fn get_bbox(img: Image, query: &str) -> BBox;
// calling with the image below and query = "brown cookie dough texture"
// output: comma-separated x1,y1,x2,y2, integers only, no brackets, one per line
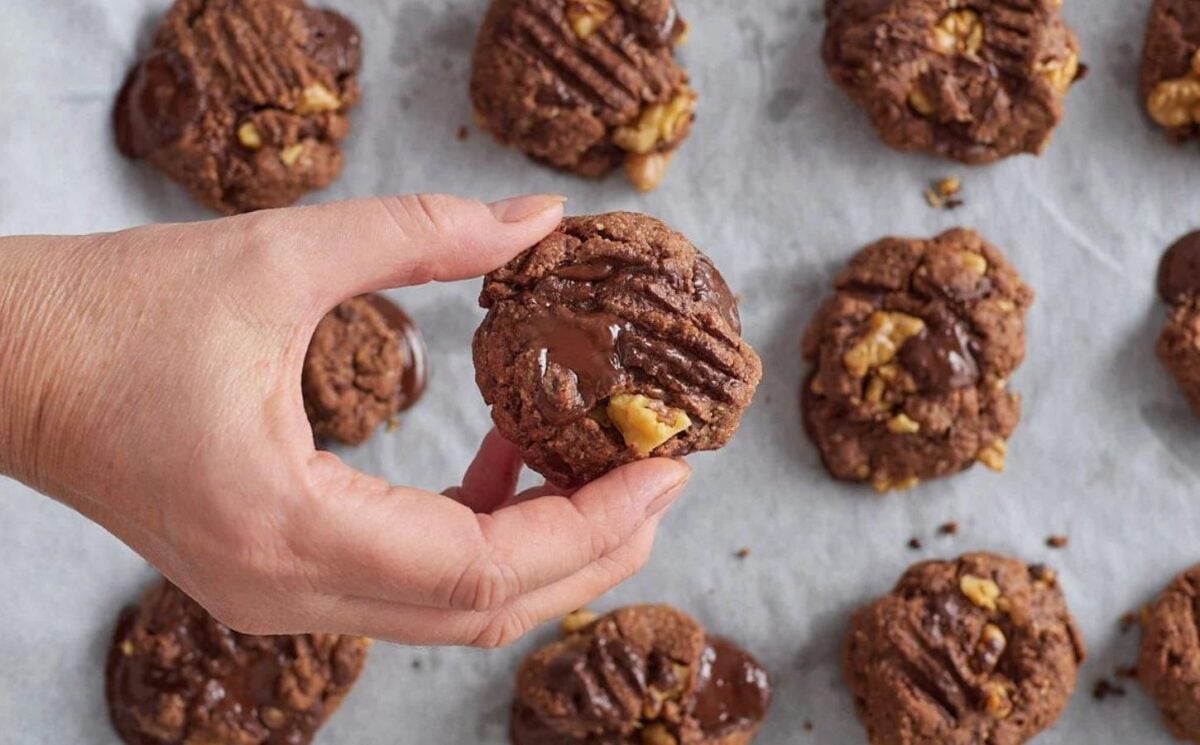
1139,564,1200,743
844,553,1085,745
512,606,771,745
1157,232,1200,417
303,294,428,446
114,0,362,214
470,0,694,192
802,229,1033,493
473,213,762,488
1141,0,1200,140
106,579,369,745
823,0,1082,163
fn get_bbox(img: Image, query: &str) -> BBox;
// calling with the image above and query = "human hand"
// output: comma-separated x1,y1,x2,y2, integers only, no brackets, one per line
0,194,691,645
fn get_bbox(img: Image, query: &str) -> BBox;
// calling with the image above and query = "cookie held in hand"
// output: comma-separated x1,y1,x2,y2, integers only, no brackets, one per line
473,212,762,488
844,553,1085,745
823,0,1082,163
106,579,369,745
802,228,1033,493
303,294,427,446
114,0,362,213
1156,231,1200,417
512,606,771,744
470,0,695,192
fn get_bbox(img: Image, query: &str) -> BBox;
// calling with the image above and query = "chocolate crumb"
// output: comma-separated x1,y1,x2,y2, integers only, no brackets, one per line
907,538,922,550
1115,665,1138,680
937,521,958,536
1093,679,1127,701
456,125,469,141
1119,611,1139,633
803,720,814,731
735,548,750,559
1046,534,1069,549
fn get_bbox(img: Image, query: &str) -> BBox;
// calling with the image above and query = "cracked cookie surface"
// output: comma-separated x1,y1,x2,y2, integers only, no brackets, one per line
114,0,362,213
303,294,427,446
823,0,1082,163
473,212,762,488
844,553,1085,745
1157,232,1200,418
802,228,1033,493
512,605,771,745
1139,564,1200,743
106,579,368,745
469,0,694,191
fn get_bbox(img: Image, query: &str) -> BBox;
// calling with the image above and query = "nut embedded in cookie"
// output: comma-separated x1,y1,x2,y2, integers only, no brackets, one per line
113,0,363,214
844,552,1085,745
473,212,762,488
802,228,1034,493
106,579,369,745
303,294,428,446
823,0,1083,163
511,605,771,745
469,0,695,191
1140,0,1200,140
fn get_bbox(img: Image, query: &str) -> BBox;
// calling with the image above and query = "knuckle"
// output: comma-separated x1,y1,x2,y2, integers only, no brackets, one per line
469,609,534,649
447,552,520,613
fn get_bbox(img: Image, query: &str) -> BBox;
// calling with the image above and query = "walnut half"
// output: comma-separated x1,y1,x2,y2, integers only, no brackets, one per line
607,394,692,455
1148,51,1200,128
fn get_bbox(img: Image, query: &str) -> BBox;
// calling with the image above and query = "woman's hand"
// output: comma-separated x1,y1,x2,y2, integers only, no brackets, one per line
0,194,690,646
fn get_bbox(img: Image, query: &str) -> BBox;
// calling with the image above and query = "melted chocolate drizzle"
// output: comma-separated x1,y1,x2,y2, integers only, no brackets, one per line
691,638,771,736
364,294,428,411
113,49,202,158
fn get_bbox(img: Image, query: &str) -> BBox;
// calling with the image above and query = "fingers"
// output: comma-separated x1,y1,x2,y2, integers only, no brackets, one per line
444,429,525,513
314,514,662,646
304,453,689,612
260,193,565,305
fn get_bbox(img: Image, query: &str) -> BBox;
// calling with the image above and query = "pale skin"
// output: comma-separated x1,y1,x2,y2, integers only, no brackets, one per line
0,193,690,646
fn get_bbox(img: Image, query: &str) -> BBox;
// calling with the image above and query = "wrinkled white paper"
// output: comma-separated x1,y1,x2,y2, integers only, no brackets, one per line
1,0,1196,742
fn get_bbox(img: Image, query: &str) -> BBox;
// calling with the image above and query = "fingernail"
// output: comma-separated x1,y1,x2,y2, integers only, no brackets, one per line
644,465,691,516
488,194,567,223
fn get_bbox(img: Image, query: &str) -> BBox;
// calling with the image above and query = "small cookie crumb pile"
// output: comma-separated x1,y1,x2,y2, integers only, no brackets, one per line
113,0,362,213
823,0,1082,163
844,553,1085,745
1156,231,1200,416
106,579,369,745
470,0,695,191
802,229,1034,493
474,212,761,488
1139,564,1200,741
303,294,427,446
512,605,771,745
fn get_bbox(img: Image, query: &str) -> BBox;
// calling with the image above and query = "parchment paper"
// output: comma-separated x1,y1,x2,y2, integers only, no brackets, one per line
2,0,1197,742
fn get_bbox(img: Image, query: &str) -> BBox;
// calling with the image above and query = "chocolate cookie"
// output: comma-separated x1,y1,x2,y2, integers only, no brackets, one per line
106,579,369,745
1141,0,1200,140
1156,232,1200,417
114,0,362,214
473,212,762,488
823,0,1082,163
303,294,427,446
844,553,1085,745
469,0,694,192
512,606,771,745
802,228,1033,493
1139,564,1200,742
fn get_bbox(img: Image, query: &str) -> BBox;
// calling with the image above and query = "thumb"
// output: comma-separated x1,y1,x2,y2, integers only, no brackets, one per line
261,193,565,305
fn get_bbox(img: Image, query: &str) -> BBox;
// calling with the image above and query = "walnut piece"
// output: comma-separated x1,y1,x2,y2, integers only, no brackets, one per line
607,394,692,455
237,122,263,150
296,83,341,115
1037,51,1080,94
871,474,919,494
932,9,983,57
976,439,1007,472
1148,51,1200,128
560,609,599,635
641,723,678,745
908,88,935,116
625,152,672,193
280,143,306,167
843,311,926,378
887,413,921,434
960,574,1001,612
959,250,988,276
983,682,1013,719
613,90,697,155
566,0,615,41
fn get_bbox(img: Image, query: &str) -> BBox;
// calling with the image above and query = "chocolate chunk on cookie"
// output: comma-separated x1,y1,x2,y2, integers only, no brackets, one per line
303,294,427,446
114,0,362,214
1141,0,1200,140
1157,232,1200,416
802,229,1033,493
823,0,1082,163
470,0,694,192
512,606,771,745
106,579,368,745
1139,564,1200,742
845,553,1085,745
473,212,762,488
